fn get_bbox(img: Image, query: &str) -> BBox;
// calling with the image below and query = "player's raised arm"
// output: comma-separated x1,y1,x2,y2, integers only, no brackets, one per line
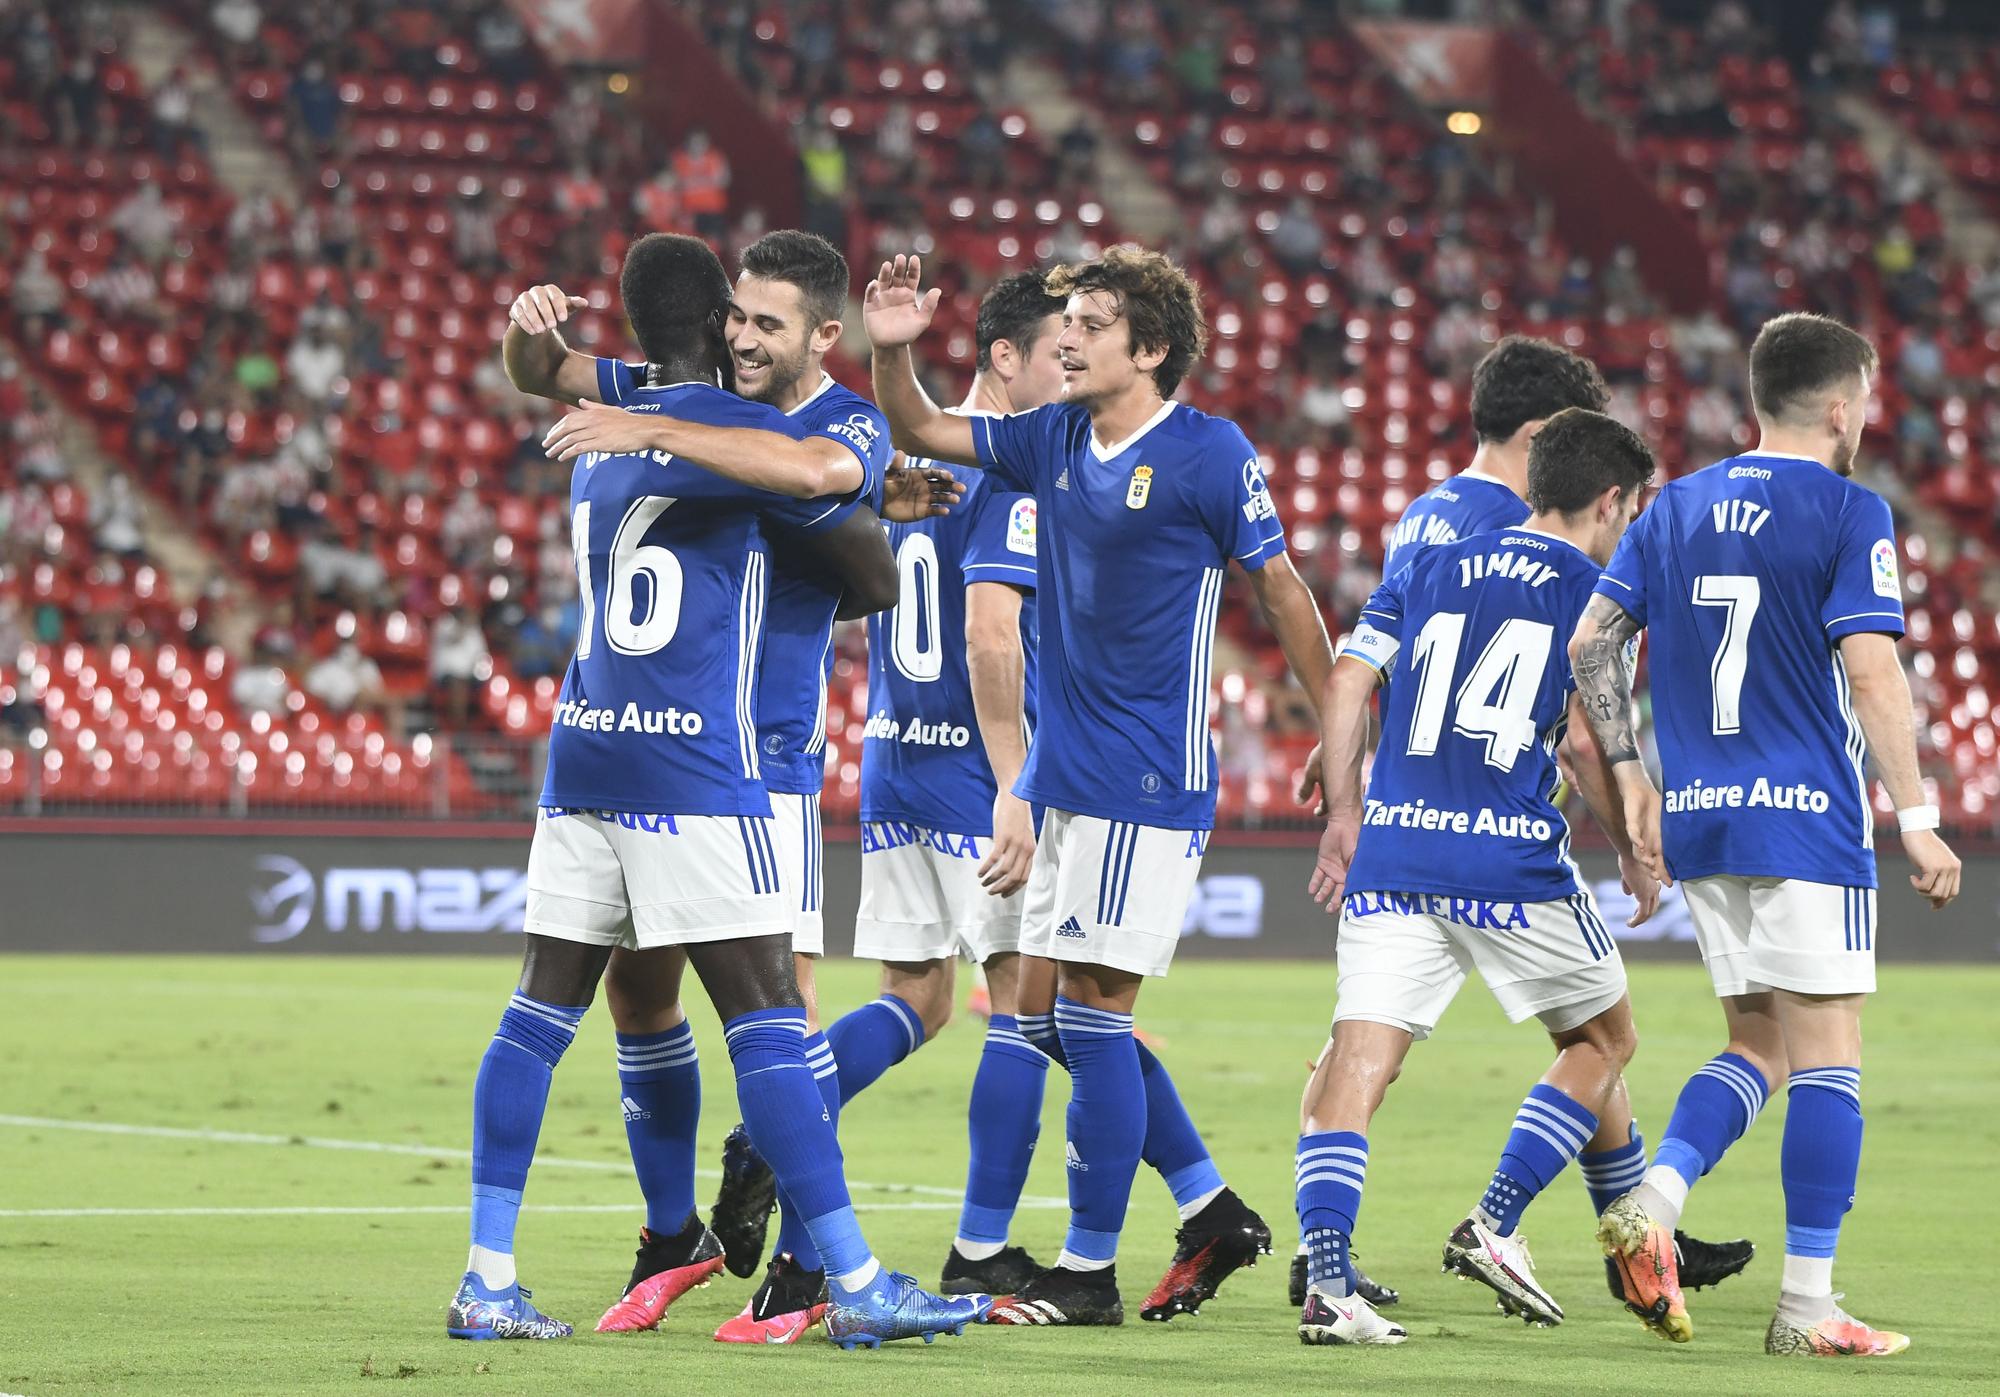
1569,593,1667,884
543,400,865,499
1837,631,1962,908
502,283,604,405
865,255,980,467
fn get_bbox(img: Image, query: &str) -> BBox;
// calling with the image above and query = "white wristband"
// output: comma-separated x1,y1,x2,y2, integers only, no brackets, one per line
1897,805,1940,833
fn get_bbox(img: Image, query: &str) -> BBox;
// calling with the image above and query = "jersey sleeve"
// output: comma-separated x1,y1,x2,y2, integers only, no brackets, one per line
813,401,894,501
594,357,645,405
1593,505,1652,626
969,406,1060,493
960,481,1038,591
1201,425,1287,571
1338,572,1405,677
1822,489,1906,641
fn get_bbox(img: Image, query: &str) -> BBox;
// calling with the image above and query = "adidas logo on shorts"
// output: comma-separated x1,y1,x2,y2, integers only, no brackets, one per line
1056,916,1086,939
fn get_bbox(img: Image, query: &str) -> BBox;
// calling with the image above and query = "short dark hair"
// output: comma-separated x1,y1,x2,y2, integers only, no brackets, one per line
1046,245,1208,396
1525,407,1655,515
1748,312,1877,423
976,270,1066,371
738,228,850,329
1469,336,1610,443
619,233,732,364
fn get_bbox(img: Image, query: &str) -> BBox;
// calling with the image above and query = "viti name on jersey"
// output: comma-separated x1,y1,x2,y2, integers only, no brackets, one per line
553,699,704,735
1712,499,1773,535
1362,797,1555,841
1663,775,1833,814
860,711,972,747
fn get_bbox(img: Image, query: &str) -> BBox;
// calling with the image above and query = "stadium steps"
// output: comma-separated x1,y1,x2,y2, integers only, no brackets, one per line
999,56,1183,243
121,5,304,208
1836,90,2000,265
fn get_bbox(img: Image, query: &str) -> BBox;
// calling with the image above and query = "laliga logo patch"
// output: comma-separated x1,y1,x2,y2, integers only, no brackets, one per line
1007,497,1037,555
1870,538,1900,598
1126,464,1153,510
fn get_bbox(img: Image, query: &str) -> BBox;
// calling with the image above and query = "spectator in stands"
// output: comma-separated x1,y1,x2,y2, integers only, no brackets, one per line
673,128,731,238
210,0,262,57
90,248,167,326
452,188,500,273
11,248,65,342
1298,366,1351,438
429,603,488,727
512,599,575,681
289,58,340,157
285,324,345,405
151,66,199,156
553,160,607,221
109,183,180,266
51,52,102,149
1197,189,1247,261
0,597,27,672
234,329,281,406
1269,195,1324,275
633,165,683,233
440,486,494,568
233,646,294,718
15,387,66,485
320,185,360,267
226,188,284,255
306,639,386,720
1264,34,1311,118
1055,115,1099,189
474,7,532,83
800,123,848,245
1900,322,1947,399
91,471,147,561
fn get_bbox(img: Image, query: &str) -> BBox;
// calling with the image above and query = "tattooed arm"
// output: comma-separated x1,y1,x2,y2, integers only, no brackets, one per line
1568,593,1670,884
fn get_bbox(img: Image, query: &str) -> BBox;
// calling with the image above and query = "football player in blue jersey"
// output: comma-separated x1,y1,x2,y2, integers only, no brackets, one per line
866,248,1340,1327
458,232,983,1349
1296,408,1657,1345
1294,337,1751,1312
1570,313,1960,1357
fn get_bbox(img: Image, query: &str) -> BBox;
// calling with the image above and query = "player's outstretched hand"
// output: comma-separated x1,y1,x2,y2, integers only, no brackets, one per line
1617,849,1660,928
1902,827,1961,909
1307,812,1358,913
511,284,586,336
979,792,1035,897
1295,740,1326,817
543,400,658,462
862,254,942,349
880,455,966,521
1616,772,1671,888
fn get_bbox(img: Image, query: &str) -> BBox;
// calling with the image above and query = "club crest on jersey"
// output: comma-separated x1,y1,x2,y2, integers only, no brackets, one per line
1126,464,1153,510
1871,538,1900,598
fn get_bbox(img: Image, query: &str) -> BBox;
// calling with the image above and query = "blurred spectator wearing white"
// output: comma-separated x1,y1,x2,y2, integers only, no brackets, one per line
91,472,146,560
90,249,166,324
430,605,489,727
11,248,64,340
306,641,385,718
441,486,495,567
285,326,345,405
452,189,500,273
211,0,261,51
231,652,293,718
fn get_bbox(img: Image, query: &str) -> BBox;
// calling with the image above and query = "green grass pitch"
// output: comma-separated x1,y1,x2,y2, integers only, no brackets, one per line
3,955,1995,1394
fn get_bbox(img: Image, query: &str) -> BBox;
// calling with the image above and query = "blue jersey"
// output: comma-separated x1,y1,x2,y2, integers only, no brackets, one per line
1382,470,1528,576
971,400,1286,829
600,363,892,795
540,381,849,816
1596,452,1904,887
860,459,1039,834
1340,528,1603,903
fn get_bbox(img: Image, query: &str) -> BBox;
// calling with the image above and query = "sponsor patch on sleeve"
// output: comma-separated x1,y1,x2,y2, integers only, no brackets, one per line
1870,538,1900,598
1007,497,1037,555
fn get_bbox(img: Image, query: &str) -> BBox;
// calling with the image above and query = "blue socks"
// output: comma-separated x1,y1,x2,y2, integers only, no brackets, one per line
1296,1130,1367,1297
724,1008,873,1286
1138,1039,1225,1218
615,1020,700,1235
1479,1083,1599,1236
1578,1122,1648,1215
1782,1067,1862,1266
956,1014,1049,1250
1053,996,1144,1268
468,992,585,1288
1654,1052,1770,1191
825,994,925,1103
770,1030,842,1271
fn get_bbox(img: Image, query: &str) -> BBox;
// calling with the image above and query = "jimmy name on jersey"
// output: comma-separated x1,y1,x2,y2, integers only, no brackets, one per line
861,462,1038,835
1596,452,1905,888
1383,470,1529,576
599,361,893,796
1340,527,1604,903
541,381,851,817
971,400,1284,830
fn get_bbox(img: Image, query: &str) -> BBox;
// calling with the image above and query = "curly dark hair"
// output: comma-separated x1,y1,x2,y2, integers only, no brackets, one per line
1045,245,1208,397
1748,312,1877,423
975,270,1066,372
1469,336,1610,444
1525,407,1655,515
619,233,732,366
738,228,850,329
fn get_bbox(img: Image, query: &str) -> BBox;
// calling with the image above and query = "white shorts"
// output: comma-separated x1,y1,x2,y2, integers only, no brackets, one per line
524,807,790,949
852,821,1024,963
1018,809,1207,979
1333,889,1628,1040
1680,874,1877,998
768,792,825,955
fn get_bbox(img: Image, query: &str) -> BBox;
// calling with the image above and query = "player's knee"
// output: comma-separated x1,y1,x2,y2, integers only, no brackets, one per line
884,961,953,1040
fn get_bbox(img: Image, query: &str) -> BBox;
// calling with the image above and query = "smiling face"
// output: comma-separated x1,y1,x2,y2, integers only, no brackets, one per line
726,273,838,406
1054,289,1163,409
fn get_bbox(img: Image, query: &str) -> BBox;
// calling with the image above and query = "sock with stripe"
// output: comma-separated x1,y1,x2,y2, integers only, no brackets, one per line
825,994,925,1103
1477,1083,1599,1237
724,1009,878,1292
1578,1121,1648,1216
1778,1066,1861,1320
769,1030,841,1272
1018,1010,1066,1067
1136,1041,1226,1220
1053,996,1145,1271
1295,1130,1366,1299
1635,1051,1770,1228
615,1020,701,1235
955,1014,1050,1255
467,992,585,1291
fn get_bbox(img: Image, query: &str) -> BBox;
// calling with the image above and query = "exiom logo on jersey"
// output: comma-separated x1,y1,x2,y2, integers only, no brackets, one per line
1056,916,1086,939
